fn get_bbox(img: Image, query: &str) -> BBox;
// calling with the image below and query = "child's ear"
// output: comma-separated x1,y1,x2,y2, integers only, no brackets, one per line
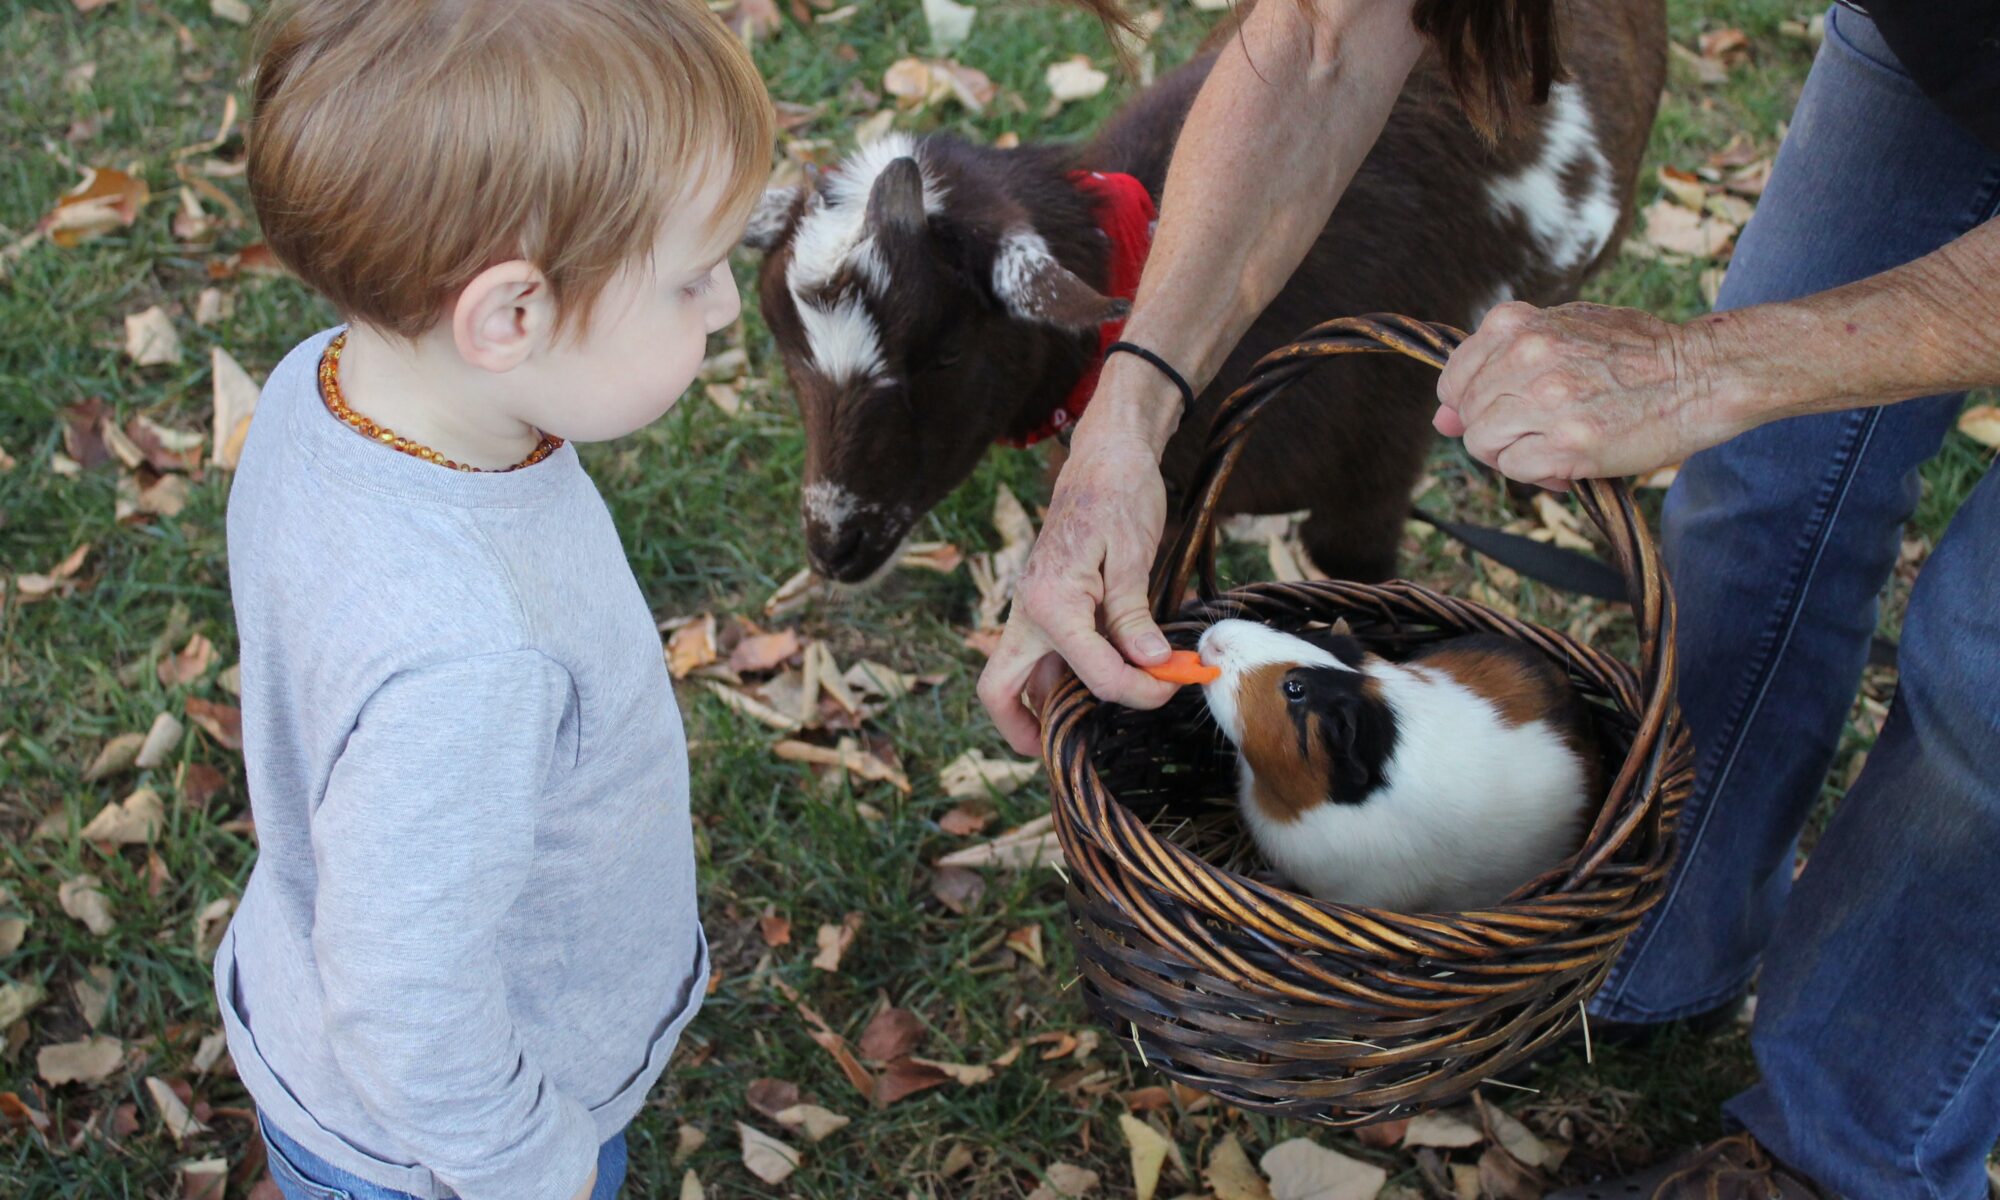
452,260,552,372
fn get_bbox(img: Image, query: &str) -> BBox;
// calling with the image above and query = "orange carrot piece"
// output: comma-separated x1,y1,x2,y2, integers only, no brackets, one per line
1141,650,1221,686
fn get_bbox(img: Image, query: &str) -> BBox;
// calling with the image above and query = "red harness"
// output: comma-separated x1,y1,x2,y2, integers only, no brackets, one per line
1000,170,1157,448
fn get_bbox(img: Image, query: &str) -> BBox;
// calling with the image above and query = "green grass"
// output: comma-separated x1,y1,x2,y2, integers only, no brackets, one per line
2,0,1991,1197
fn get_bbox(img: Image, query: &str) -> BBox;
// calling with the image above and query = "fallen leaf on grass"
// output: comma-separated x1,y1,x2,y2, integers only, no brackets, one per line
807,1027,876,1097
929,865,985,913
39,166,149,248
812,912,863,972
160,634,216,687
59,874,115,936
0,1092,50,1138
899,541,964,573
1045,55,1109,105
180,1158,228,1200
127,415,206,473
210,348,259,469
1476,1144,1541,1200
38,1035,125,1085
774,738,911,792
1028,1162,1100,1200
1958,405,2000,449
194,898,234,960
934,813,1063,871
730,629,801,675
969,484,1037,630
1005,924,1045,968
1260,1138,1386,1200
1355,1119,1408,1150
1475,1093,1554,1169
737,1122,801,1184
185,698,242,751
908,1056,995,1086
940,749,1040,799
678,1170,704,1200
194,287,232,327
1641,199,1735,259
921,0,976,50
81,788,165,845
117,468,192,523
745,1078,802,1121
148,1076,211,1143
758,909,792,947
1668,40,1727,86
872,1057,951,1106
1119,1113,1173,1200
0,884,28,955
138,711,185,770
703,680,803,733
1698,27,1752,68
859,1007,925,1061
772,1103,849,1141
938,799,995,836
1403,1111,1484,1149
764,567,825,618
0,981,46,1028
665,615,719,679
13,543,92,603
84,731,147,782
675,1124,707,1164
125,306,182,366
1532,492,1594,553
192,1031,229,1074
1656,165,1707,210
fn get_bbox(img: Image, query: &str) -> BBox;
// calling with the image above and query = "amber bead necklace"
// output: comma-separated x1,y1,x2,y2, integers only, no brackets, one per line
316,332,562,473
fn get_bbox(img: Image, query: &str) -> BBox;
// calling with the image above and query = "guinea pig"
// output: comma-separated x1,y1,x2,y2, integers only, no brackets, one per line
1195,618,1600,913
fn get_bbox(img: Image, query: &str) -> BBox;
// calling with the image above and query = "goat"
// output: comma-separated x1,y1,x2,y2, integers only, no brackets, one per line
746,0,1666,585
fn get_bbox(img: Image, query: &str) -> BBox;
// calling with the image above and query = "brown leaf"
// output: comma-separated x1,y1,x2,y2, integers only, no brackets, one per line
83,731,147,782
180,1158,228,1200
0,1092,51,1137
675,1124,707,1165
59,874,116,936
872,1057,951,1107
0,884,29,956
118,468,193,523
184,698,242,751
1698,27,1752,67
37,1035,125,1085
1045,55,1109,105
1005,924,1045,968
1402,1111,1484,1149
1958,404,2000,449
774,738,912,793
1475,1145,1541,1200
179,763,227,810
908,1056,994,1086
934,814,1063,872
1474,1093,1554,1168
40,166,149,247
81,788,164,845
940,749,1040,799
858,1007,925,1061
194,898,234,960
898,541,964,573
772,1102,849,1142
1656,165,1707,210
125,306,183,367
938,800,994,836
745,1078,802,1121
13,543,92,603
209,348,259,470
210,0,253,25
1121,1086,1173,1113
665,614,719,679
1119,1113,1173,1200
730,629,802,675
1028,1163,1100,1200
812,913,862,972
1353,1119,1409,1149
737,1121,800,1184
1259,1138,1386,1200
679,1170,705,1200
147,1076,211,1143
702,681,803,733
758,909,792,947
929,865,984,914
1669,40,1727,86
0,981,46,1028
137,711,186,770
1641,198,1735,259
159,634,216,687
807,1027,876,1098
63,398,114,468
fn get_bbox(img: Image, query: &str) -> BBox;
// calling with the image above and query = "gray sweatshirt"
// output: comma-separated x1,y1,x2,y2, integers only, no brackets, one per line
217,327,706,1200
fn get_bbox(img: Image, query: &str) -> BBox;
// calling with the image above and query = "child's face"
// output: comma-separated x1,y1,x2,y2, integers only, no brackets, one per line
512,193,743,444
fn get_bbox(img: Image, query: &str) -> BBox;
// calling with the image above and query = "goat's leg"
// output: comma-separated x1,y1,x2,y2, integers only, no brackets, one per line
1298,493,1408,584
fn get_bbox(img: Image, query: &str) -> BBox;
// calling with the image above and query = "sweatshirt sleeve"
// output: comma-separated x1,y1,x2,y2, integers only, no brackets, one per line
308,651,595,1200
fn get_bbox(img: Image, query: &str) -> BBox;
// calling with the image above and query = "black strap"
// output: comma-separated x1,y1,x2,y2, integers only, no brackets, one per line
1104,341,1195,419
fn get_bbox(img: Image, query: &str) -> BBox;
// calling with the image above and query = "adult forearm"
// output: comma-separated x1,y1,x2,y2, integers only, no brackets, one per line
1088,0,1423,452
1698,216,2000,434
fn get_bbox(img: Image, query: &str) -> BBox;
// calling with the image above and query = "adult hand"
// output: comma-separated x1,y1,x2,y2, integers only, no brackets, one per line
1434,301,1734,488
977,424,1180,756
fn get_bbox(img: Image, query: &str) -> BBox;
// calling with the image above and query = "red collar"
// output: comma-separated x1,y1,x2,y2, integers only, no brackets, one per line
1001,170,1157,448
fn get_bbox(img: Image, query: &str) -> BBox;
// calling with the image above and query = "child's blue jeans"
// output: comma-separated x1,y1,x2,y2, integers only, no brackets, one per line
1585,6,2000,1199
260,1113,628,1200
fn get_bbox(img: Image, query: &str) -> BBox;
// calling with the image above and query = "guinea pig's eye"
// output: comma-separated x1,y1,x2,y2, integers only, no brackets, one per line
1283,678,1306,703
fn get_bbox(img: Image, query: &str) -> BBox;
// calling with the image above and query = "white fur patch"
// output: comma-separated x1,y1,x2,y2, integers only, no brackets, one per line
784,133,945,297
796,295,885,384
744,186,800,249
990,229,1064,323
803,480,865,532
1486,82,1620,273
1196,620,1589,913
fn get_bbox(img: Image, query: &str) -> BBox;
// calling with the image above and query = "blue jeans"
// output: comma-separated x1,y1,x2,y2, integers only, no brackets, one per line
1586,7,2000,1198
260,1113,628,1200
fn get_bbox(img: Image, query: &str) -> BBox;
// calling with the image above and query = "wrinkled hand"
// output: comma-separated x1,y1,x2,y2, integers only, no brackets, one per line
977,428,1180,756
1435,301,1729,488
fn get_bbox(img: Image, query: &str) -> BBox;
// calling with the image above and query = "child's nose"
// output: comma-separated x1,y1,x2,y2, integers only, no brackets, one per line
707,269,742,334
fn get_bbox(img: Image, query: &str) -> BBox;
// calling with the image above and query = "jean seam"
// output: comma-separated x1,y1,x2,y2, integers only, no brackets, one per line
1955,162,2000,241
1911,983,2000,1198
1597,408,1882,1014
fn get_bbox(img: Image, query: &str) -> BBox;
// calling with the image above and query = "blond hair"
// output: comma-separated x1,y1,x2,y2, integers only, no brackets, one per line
248,0,774,338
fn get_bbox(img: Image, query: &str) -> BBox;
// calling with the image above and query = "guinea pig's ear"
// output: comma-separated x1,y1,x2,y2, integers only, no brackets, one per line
1314,685,1394,799
1329,618,1353,637
1296,625,1366,669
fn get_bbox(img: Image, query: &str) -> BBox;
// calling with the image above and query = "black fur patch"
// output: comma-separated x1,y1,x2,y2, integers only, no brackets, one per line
1284,666,1398,804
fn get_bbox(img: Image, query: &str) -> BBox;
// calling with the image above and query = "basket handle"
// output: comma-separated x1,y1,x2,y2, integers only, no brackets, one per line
1148,314,1681,867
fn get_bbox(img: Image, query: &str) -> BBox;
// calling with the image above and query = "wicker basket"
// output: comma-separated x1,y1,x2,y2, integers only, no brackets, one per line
1042,315,1694,1126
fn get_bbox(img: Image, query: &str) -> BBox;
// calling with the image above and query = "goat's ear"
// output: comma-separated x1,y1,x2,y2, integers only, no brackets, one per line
865,157,929,236
742,187,803,252
991,229,1130,330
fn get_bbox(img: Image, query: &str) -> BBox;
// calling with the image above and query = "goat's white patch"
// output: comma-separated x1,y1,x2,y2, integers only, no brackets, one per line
1486,82,1619,273
803,481,865,532
990,229,1063,322
784,133,945,297
744,186,801,249
796,295,885,384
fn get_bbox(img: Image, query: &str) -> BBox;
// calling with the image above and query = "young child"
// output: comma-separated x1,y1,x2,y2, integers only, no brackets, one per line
216,4,773,1198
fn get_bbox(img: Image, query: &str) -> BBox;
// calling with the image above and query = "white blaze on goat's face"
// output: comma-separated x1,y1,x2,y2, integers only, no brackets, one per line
1197,620,1356,746
1486,82,1620,272
781,134,946,386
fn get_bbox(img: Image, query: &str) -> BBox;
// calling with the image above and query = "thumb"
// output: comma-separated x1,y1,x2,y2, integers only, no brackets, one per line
1433,405,1467,438
1102,574,1171,667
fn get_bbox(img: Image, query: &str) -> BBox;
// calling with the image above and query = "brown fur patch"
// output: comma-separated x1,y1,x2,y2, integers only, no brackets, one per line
1418,649,1552,728
1236,664,1392,823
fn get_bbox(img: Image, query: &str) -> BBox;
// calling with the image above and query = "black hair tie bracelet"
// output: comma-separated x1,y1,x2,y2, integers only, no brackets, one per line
1105,341,1195,421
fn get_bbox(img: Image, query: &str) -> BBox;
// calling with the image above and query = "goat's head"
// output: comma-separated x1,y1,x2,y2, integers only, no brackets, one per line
746,134,1125,583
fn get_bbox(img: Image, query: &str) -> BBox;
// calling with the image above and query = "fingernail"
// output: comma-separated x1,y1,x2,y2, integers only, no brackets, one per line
1138,633,1170,661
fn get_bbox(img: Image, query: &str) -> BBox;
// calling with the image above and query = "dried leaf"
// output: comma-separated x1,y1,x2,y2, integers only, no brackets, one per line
908,1056,994,1086
0,884,28,956
1260,1139,1385,1200
210,0,252,23
938,800,995,836
184,698,242,751
194,287,233,327
853,109,896,148
13,543,92,603
745,1078,802,1120
209,348,259,469
921,0,976,50
125,306,183,366
929,865,985,914
1120,1113,1173,1200
934,814,1063,871
1656,165,1707,211
1532,493,1594,553
812,912,863,972
137,711,185,770
181,1158,228,1200
758,909,792,947
898,541,964,573
146,1075,210,1143
119,469,192,522
1402,1111,1485,1149
859,1007,925,1061
1005,924,1045,968
1476,1145,1541,1200
192,1031,228,1074
1028,1162,1100,1200
0,981,46,1028
1699,266,1728,308
940,749,1040,799
666,614,719,678
764,567,823,618
737,1122,801,1184
675,1124,707,1165
1046,55,1109,104
159,634,216,687
807,1027,876,1098
1698,27,1752,67
194,898,234,960
772,1103,849,1141
731,629,802,675
1475,1094,1553,1168
0,1091,50,1137
774,738,912,792
1641,198,1734,259
127,415,206,473
1958,404,2000,449
1355,1119,1409,1150
679,1170,705,1200
59,874,116,936
873,1057,951,1106
703,681,803,732
935,60,996,111
38,1035,125,1085
81,788,165,845
1669,40,1728,86
84,731,147,782
40,166,149,247
884,57,935,105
